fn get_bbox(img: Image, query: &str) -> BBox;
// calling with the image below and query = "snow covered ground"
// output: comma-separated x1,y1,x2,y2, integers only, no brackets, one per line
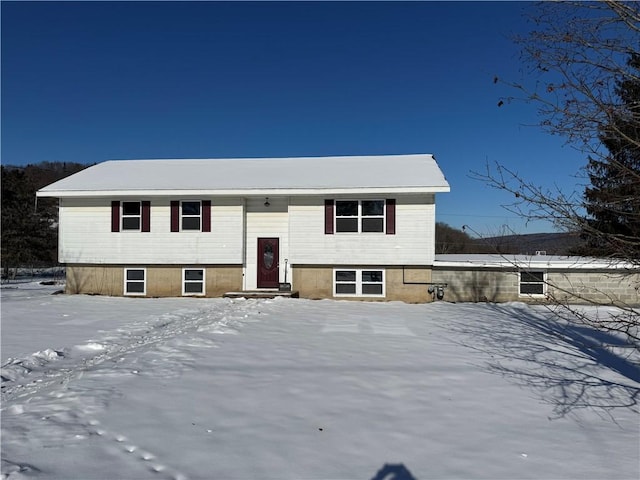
1,280,639,480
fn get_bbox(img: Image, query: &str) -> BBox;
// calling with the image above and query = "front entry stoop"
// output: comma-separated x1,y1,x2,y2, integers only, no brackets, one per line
223,290,299,299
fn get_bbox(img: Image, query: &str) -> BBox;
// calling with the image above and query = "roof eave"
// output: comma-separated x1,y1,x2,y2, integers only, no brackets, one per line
36,185,451,198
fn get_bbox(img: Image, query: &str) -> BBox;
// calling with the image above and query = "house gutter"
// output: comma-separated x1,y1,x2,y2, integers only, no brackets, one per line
36,186,451,198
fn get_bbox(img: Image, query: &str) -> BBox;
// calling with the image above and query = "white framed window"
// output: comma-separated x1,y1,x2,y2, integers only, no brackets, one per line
361,270,384,295
124,268,146,295
183,268,205,296
334,269,385,297
335,200,385,233
122,201,141,231
519,270,546,296
335,270,357,294
181,201,201,231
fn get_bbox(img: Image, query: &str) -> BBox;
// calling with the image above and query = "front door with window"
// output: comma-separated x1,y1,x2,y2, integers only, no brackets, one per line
257,237,279,288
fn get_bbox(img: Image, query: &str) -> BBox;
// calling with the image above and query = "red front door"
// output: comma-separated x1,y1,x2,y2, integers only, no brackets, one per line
257,238,279,288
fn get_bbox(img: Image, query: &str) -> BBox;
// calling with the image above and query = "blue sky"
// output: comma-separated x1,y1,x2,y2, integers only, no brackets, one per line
1,1,587,235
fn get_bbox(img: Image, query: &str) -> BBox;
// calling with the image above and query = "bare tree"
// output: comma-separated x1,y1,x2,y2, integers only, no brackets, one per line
499,1,639,162
473,1,639,347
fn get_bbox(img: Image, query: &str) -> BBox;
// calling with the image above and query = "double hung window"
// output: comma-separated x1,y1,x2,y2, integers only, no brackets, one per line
124,268,146,295
122,202,141,231
335,200,385,233
335,270,357,294
183,268,205,295
111,201,150,232
181,201,201,231
519,271,546,296
171,200,210,232
361,270,384,295
334,269,385,297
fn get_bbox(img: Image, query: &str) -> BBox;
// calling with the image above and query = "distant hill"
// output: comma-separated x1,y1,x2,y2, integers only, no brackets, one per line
478,232,584,256
435,223,585,255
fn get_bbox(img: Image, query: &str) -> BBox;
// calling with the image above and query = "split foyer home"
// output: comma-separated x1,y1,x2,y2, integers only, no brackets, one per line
36,154,450,302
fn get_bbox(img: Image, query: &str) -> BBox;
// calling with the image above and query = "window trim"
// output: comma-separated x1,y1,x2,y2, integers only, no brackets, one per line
334,199,386,233
519,270,546,297
335,269,358,295
124,268,146,296
180,200,202,232
121,201,142,232
182,268,206,296
112,200,150,232
333,268,385,297
171,200,211,232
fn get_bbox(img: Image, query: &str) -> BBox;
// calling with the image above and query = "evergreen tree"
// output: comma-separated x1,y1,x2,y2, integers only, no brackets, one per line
583,54,640,258
480,1,639,344
1,167,48,275
1,162,87,276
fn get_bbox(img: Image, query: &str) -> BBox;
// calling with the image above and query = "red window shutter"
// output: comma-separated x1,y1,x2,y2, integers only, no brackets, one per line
141,201,151,232
202,200,211,232
324,199,334,234
171,201,179,232
386,199,396,235
111,201,120,232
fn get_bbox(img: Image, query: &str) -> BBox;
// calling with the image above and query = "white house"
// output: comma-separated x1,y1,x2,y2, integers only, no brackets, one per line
36,154,450,302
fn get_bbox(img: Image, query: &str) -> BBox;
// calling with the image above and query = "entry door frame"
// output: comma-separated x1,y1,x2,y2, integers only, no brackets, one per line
256,237,280,288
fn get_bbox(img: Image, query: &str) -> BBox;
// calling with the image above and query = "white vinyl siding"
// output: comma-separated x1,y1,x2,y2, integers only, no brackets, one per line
58,194,437,271
289,195,436,265
58,198,243,264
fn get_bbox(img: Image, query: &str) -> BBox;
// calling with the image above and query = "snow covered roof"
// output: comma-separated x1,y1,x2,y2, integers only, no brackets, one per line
37,154,450,197
434,254,637,270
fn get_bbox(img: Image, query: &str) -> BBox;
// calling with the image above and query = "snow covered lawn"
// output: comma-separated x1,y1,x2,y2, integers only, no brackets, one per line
2,281,639,480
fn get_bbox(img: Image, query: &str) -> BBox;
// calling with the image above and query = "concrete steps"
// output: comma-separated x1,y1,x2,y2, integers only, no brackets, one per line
223,290,299,299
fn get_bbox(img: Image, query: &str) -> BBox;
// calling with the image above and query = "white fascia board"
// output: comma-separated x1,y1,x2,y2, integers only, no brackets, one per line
36,185,451,198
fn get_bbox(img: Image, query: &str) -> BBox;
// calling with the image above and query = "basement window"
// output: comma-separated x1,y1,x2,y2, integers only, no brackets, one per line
519,270,546,296
334,269,385,297
124,268,146,295
183,268,205,296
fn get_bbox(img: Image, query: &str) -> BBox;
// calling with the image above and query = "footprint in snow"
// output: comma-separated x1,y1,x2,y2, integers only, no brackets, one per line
85,420,187,480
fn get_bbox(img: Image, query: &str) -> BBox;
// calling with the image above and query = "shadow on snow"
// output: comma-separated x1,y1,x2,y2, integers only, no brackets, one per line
444,302,640,419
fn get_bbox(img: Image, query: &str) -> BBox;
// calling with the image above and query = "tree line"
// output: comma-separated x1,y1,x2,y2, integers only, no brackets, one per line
1,162,88,277
434,223,584,255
